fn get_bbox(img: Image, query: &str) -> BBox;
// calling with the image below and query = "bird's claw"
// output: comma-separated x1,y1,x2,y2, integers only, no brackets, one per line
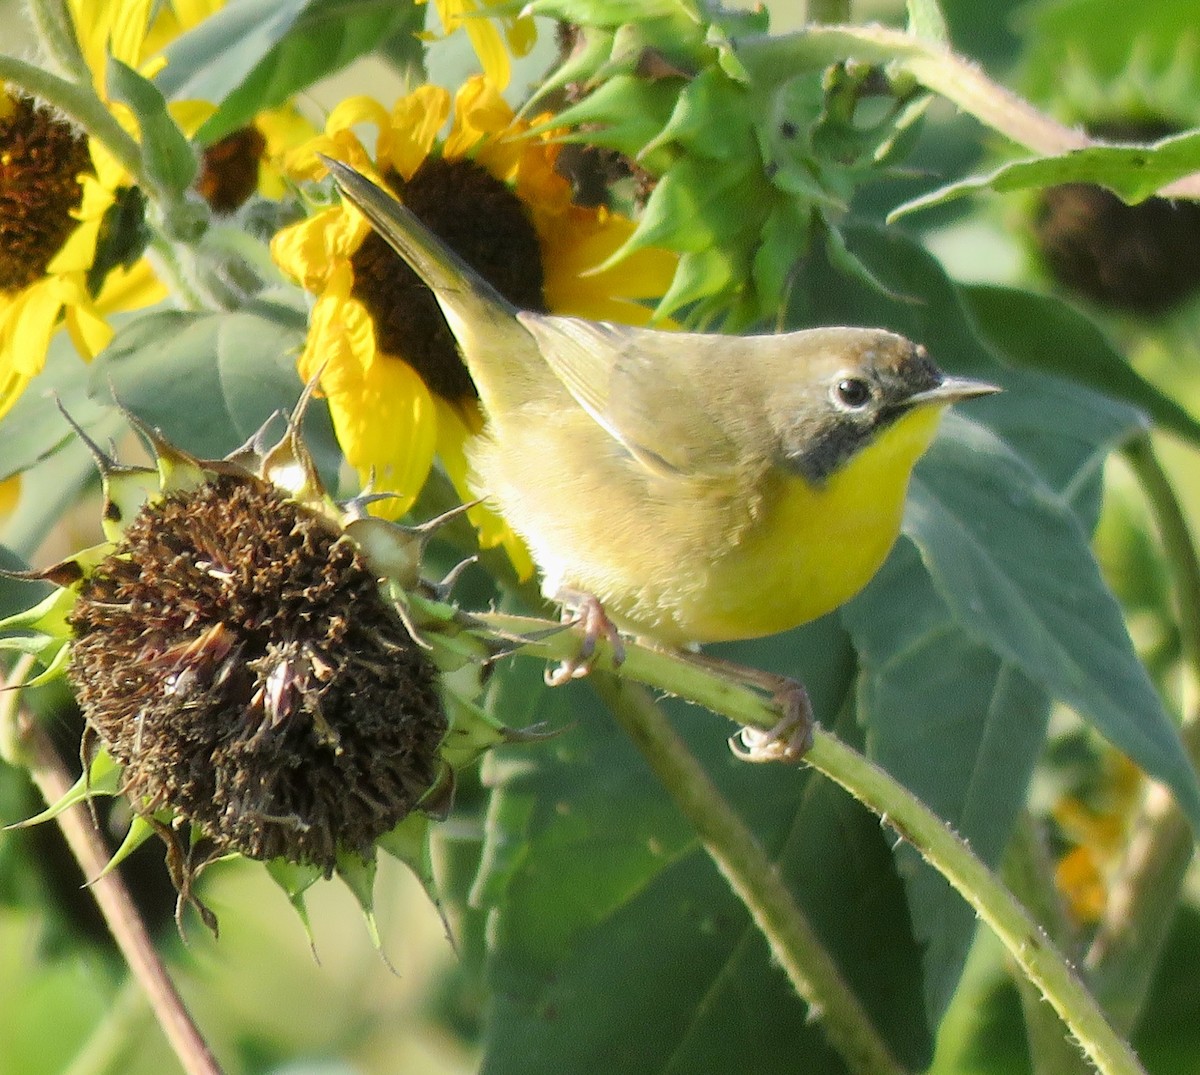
545,593,625,687
728,681,814,764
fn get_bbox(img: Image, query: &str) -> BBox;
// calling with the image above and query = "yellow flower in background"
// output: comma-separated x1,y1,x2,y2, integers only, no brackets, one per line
421,0,537,90
1052,751,1143,925
272,77,676,570
0,94,165,420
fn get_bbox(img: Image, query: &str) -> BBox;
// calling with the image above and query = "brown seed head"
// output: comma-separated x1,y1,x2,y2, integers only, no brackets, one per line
68,473,447,872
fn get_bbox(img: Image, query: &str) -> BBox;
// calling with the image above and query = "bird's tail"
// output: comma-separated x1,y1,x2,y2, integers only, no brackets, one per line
322,156,527,367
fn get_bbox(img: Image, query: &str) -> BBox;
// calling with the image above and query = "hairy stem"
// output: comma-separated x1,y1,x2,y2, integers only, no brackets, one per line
26,0,90,81
592,674,907,1075
0,53,148,190
479,611,1148,1075
1004,815,1094,1075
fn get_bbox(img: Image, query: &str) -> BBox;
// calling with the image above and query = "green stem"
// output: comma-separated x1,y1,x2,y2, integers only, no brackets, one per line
1004,816,1094,1075
477,611,1148,1075
26,0,91,81
592,675,907,1075
738,25,1200,199
0,54,148,190
1078,436,1200,1033
1123,436,1200,679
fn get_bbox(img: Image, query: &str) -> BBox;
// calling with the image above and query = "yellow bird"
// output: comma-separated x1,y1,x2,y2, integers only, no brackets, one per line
323,158,998,759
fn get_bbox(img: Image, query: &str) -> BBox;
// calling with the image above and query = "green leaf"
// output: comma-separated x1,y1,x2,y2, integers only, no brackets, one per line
335,849,384,954
628,155,765,256
1020,0,1200,100
479,626,935,1071
906,0,950,46
11,750,122,829
265,858,322,946
842,539,1051,1026
892,128,1200,219
106,58,198,197
154,0,310,107
89,308,340,484
906,413,1200,834
1132,905,1200,1072
962,284,1200,448
192,0,425,144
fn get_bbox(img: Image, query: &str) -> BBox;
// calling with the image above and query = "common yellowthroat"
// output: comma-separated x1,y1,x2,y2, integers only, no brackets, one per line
323,158,998,758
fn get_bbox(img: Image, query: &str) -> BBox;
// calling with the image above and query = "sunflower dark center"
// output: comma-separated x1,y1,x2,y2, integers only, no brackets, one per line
195,125,266,214
68,474,447,872
0,96,93,292
349,155,547,402
1033,117,1200,314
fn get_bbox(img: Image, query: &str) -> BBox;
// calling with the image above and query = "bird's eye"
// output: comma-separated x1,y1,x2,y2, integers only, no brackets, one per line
833,377,872,409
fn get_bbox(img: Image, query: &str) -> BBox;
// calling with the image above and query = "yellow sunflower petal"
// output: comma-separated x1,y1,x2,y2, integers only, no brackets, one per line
254,105,319,197
46,177,114,276
108,0,156,69
434,397,533,578
56,273,111,360
305,293,438,518
503,10,537,57
541,211,679,323
383,86,451,181
327,95,392,138
143,0,224,55
1055,846,1107,924
0,277,68,419
462,15,512,90
444,76,515,162
93,258,168,317
170,99,218,138
271,206,368,293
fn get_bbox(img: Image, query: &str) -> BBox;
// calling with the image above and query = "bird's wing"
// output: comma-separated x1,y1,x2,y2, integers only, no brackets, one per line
518,312,748,480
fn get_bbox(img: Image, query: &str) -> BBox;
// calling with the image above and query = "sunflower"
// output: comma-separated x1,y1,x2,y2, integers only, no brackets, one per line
0,0,210,421
0,92,165,420
271,77,677,572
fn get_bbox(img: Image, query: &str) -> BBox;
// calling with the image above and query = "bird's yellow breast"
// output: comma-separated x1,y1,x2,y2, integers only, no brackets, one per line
665,404,946,644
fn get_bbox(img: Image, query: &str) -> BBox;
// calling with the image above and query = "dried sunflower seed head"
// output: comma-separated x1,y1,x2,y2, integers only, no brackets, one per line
1,398,525,945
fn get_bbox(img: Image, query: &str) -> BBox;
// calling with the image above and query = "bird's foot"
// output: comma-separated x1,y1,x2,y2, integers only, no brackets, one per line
545,591,626,687
729,677,814,763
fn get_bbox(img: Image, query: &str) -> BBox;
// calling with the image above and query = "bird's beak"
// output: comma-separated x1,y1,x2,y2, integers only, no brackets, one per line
908,376,1001,406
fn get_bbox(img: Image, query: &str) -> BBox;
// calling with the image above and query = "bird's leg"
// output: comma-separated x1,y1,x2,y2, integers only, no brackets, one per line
544,589,626,687
673,650,815,763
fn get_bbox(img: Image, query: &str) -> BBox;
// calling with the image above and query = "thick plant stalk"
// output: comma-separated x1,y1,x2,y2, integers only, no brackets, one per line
593,674,908,1075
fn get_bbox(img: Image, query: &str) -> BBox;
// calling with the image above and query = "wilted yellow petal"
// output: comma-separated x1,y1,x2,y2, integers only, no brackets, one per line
272,207,367,293
383,86,451,180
